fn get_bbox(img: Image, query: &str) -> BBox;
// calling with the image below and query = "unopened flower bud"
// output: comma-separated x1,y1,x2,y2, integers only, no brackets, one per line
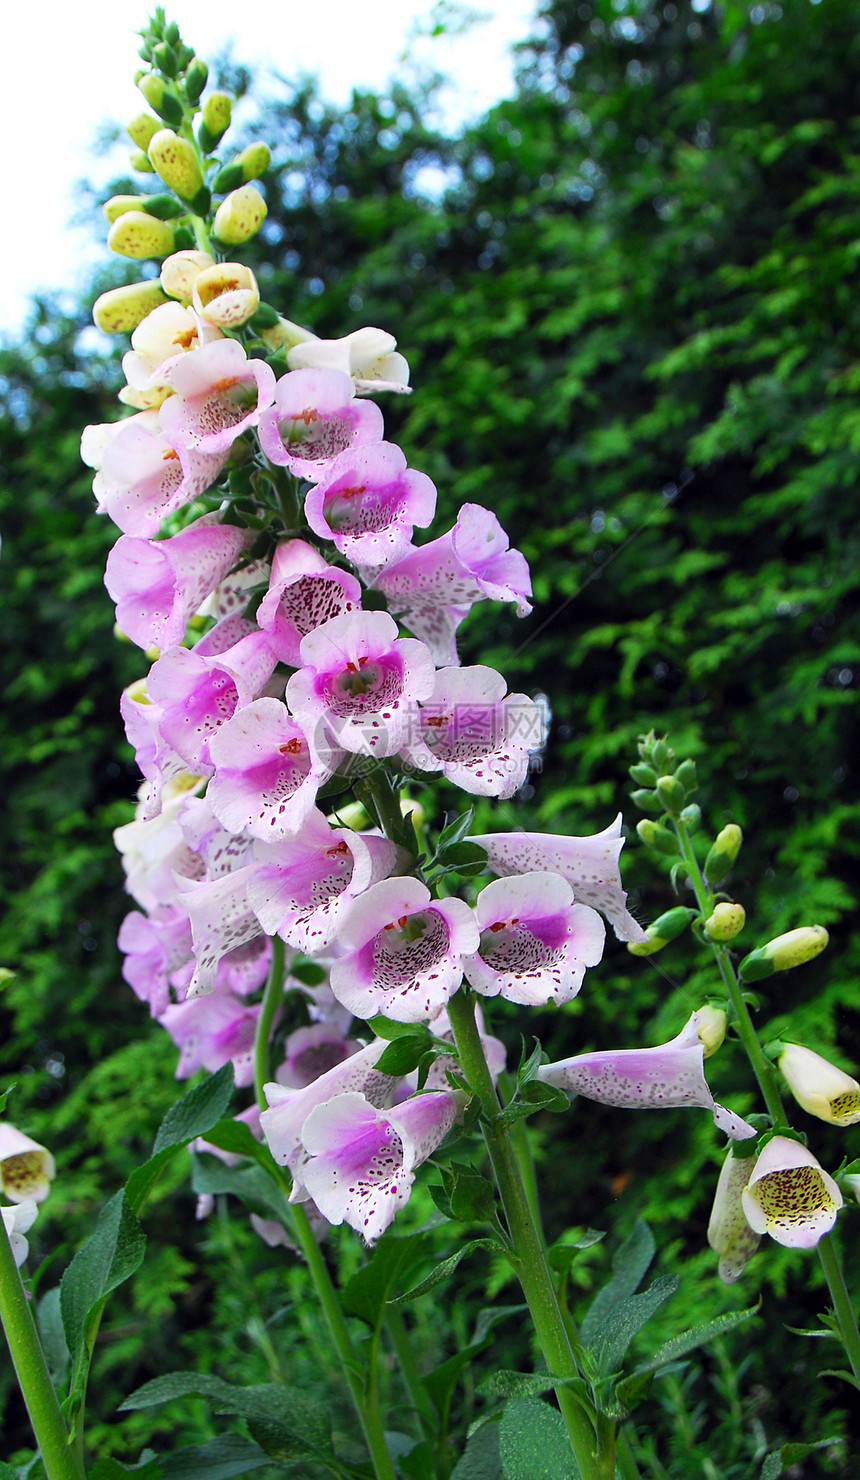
235,141,272,181
127,111,162,149
631,788,662,815
0,1125,56,1204
656,774,686,813
141,193,186,220
130,149,157,174
201,91,232,146
192,262,259,328
260,315,316,353
137,73,183,125
107,211,175,260
92,280,169,333
104,194,145,223
636,819,677,856
213,184,267,244
160,248,214,301
739,925,828,982
147,128,204,201
704,824,743,883
695,1005,728,1058
777,1044,860,1126
679,803,701,831
708,1146,761,1283
627,905,695,955
184,58,208,104
153,40,179,77
675,758,697,793
705,902,746,942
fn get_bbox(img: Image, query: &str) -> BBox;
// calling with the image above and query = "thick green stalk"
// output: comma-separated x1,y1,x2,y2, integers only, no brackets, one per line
816,1231,860,1382
384,1305,437,1432
252,956,397,1480
673,817,786,1123
0,1218,83,1480
445,989,611,1480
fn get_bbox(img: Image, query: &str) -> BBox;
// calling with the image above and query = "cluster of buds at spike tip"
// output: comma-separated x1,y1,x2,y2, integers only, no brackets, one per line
627,905,695,955
769,1042,860,1126
738,926,828,982
705,901,746,942
629,732,697,821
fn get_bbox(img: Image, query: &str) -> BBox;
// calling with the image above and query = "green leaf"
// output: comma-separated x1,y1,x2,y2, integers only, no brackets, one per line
581,1220,655,1345
438,808,475,850
120,1374,335,1467
374,1032,432,1077
159,1434,269,1480
342,1233,427,1327
447,1165,497,1223
89,1456,161,1480
152,1064,234,1155
392,1238,503,1304
200,1119,273,1170
587,1275,679,1378
189,1155,286,1221
60,1191,146,1387
450,1419,502,1480
36,1287,69,1389
498,1397,580,1480
644,1305,759,1371
478,1372,568,1400
365,1015,429,1041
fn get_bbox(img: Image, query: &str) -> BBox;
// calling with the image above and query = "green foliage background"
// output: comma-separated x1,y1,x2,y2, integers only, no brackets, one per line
1,0,858,1473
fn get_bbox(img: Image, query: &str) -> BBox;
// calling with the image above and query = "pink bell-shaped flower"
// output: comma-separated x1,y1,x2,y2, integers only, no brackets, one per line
464,872,605,1006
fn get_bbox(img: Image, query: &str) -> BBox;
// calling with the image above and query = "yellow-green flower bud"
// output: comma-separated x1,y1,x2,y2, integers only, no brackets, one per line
137,72,183,126
185,58,208,104
695,1005,728,1058
192,262,260,328
201,91,231,143
127,111,162,149
103,194,144,223
148,128,204,201
705,902,746,942
778,1044,860,1126
679,803,702,832
130,149,157,174
636,819,677,856
656,774,686,813
739,925,829,982
153,41,179,77
260,315,315,353
704,824,743,883
160,248,214,302
630,762,658,787
92,280,169,334
107,211,175,260
235,141,272,181
627,906,695,955
212,184,267,245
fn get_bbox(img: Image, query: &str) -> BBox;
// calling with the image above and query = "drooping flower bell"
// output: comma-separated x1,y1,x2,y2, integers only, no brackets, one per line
776,1043,860,1126
463,872,605,1006
1,1200,39,1267
741,1135,842,1248
402,666,544,798
255,540,362,668
304,441,436,569
537,1012,756,1139
707,1147,761,1283
258,368,384,481
0,1126,56,1205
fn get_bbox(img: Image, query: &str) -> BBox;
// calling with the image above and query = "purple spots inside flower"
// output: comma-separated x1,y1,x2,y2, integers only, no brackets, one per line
422,705,504,762
372,909,450,990
754,1166,837,1230
282,575,356,637
291,1040,352,1086
326,655,403,716
286,410,354,463
478,918,565,983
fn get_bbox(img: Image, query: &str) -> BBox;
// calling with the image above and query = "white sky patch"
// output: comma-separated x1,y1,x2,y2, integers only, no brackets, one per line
2,0,536,338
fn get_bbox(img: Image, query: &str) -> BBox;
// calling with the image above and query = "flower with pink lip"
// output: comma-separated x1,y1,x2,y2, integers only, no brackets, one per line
119,683,199,822
121,301,222,404
249,806,398,951
329,876,479,1023
287,610,436,758
159,338,276,455
464,872,605,1006
179,861,265,999
261,1038,400,1181
118,902,194,1016
82,411,229,537
159,984,263,1085
276,1024,361,1089
207,698,337,841
105,516,252,652
374,503,532,663
741,1136,843,1249
258,367,384,479
256,540,362,667
402,665,544,797
298,1089,459,1242
471,814,648,945
304,442,436,569
537,1012,757,1140
146,628,278,773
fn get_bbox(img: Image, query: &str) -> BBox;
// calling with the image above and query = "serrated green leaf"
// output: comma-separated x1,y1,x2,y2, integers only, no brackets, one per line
392,1238,503,1303
120,1374,334,1464
478,1371,567,1400
644,1304,758,1370
60,1191,146,1389
450,1418,502,1480
437,840,488,869
189,1155,286,1221
89,1456,161,1480
152,1064,234,1156
581,1220,655,1346
199,1119,273,1170
36,1286,69,1389
588,1275,679,1377
448,1166,497,1223
365,1016,428,1041
498,1397,580,1480
438,808,475,850
159,1434,269,1480
342,1233,427,1327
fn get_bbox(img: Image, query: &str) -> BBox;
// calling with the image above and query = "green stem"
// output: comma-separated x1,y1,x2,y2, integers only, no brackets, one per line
615,1426,643,1480
445,989,611,1480
357,768,414,854
817,1230,860,1382
384,1305,436,1432
252,979,396,1480
0,1218,83,1480
673,818,786,1123
254,934,286,1105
